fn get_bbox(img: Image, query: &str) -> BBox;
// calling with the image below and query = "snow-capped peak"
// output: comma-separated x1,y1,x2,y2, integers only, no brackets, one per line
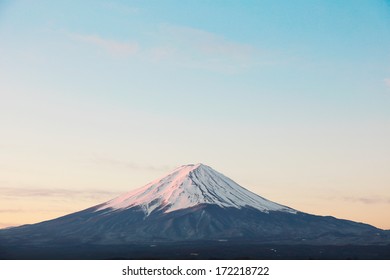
96,163,296,215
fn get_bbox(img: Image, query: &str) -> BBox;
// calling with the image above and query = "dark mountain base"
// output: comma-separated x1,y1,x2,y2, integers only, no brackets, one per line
1,241,389,260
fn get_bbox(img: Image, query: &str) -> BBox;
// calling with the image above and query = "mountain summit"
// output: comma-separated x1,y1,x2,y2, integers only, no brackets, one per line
97,163,296,215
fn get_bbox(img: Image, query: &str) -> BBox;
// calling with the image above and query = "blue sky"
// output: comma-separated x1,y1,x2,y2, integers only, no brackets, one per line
1,0,390,229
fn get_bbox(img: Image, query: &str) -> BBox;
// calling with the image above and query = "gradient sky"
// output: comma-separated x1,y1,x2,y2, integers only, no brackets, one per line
1,0,390,229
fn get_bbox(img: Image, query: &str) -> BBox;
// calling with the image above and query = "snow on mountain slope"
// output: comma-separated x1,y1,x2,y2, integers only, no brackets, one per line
97,163,296,215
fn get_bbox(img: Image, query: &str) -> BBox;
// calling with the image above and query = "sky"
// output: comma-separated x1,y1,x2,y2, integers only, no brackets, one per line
1,0,390,229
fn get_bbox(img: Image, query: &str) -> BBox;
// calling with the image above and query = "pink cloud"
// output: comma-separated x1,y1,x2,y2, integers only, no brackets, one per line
150,25,275,73
384,78,390,88
66,26,278,73
162,25,254,61
70,33,139,57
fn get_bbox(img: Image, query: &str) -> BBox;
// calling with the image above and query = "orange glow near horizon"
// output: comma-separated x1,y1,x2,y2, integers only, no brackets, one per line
1,169,389,230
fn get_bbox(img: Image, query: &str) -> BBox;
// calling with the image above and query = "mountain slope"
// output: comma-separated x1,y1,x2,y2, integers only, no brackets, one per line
96,163,296,215
0,163,388,249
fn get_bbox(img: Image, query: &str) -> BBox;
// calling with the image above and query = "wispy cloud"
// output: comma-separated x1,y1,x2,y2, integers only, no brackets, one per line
162,25,254,59
0,208,70,213
69,33,139,57
384,78,390,88
153,25,258,72
0,187,120,201
65,24,283,73
0,208,24,213
343,196,390,205
92,157,172,172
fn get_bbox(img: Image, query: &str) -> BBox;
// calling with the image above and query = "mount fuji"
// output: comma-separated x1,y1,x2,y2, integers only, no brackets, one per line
97,163,296,215
0,163,389,259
